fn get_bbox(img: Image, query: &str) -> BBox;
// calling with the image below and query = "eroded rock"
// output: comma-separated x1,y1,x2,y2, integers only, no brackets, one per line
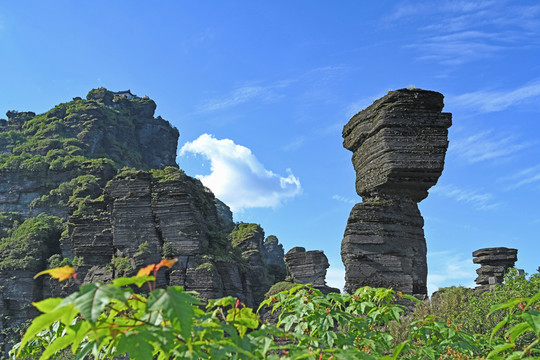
341,89,451,297
473,247,518,291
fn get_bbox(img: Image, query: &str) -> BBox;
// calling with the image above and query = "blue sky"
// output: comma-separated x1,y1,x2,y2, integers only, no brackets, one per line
1,1,539,294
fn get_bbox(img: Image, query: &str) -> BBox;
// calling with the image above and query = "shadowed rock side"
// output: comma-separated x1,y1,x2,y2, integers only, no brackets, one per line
473,247,518,292
229,223,287,304
341,89,452,297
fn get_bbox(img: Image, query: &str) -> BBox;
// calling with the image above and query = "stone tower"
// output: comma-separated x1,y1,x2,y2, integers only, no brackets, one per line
341,89,452,297
473,247,518,292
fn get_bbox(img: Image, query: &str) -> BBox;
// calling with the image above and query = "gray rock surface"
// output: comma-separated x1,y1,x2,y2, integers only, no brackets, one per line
283,247,339,294
473,247,518,291
341,89,451,297
285,247,329,286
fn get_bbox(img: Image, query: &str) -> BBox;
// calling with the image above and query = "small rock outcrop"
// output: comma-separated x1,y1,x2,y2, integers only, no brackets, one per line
229,223,287,304
285,247,329,286
473,247,518,291
341,89,452,297
284,247,339,294
263,235,287,283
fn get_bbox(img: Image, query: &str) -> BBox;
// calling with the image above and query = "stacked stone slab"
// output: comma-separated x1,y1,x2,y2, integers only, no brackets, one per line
341,89,452,297
473,247,518,291
284,247,340,294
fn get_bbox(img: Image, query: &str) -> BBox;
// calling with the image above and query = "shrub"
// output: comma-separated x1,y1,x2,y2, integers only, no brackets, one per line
162,241,178,259
111,255,133,275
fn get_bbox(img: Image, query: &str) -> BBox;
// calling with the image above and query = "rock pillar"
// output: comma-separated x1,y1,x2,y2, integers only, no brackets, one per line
341,89,452,297
284,247,340,294
473,247,518,291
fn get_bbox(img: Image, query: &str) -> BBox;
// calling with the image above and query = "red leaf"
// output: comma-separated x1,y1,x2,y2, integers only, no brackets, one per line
136,264,155,277
155,258,178,272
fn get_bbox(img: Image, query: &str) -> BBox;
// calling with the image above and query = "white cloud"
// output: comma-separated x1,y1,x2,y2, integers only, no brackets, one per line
427,251,477,295
331,195,357,205
500,165,540,190
430,184,501,210
196,80,294,113
386,1,496,22
196,86,269,112
179,134,302,212
387,1,540,66
449,130,529,163
281,136,306,152
326,267,345,293
449,80,540,112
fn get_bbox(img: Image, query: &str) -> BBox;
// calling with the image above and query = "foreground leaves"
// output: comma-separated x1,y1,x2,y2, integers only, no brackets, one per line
11,264,540,359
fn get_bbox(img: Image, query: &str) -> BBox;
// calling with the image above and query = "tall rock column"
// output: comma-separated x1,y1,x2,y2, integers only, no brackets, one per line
341,89,452,297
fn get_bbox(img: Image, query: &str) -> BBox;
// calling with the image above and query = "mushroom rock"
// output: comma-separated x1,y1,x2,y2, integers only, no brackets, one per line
341,89,452,298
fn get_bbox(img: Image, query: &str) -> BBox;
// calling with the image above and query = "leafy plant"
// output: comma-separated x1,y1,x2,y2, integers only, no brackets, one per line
12,262,540,359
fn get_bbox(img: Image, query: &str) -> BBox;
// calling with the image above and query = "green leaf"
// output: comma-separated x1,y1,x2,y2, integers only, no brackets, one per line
117,331,155,360
74,284,129,323
39,329,77,360
112,275,155,288
391,341,409,359
489,298,522,316
487,343,515,359
521,310,540,335
526,292,540,307
490,317,508,340
32,297,63,313
507,322,531,343
73,341,93,360
147,287,197,340
71,321,91,354
17,305,72,356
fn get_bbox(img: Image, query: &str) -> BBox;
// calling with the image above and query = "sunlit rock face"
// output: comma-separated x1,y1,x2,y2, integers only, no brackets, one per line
341,89,452,298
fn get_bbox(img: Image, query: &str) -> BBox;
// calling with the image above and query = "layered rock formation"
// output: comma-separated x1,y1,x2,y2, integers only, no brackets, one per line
229,223,287,304
263,235,287,282
284,247,339,294
0,89,286,354
341,89,452,297
0,88,178,217
285,247,329,286
473,247,518,291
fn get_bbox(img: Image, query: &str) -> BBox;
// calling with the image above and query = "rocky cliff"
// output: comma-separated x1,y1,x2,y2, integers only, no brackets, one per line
0,89,286,353
341,89,451,298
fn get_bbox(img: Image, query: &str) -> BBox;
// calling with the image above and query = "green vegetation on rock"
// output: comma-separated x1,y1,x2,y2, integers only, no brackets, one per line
162,241,178,259
150,166,186,182
265,281,297,297
111,255,133,275
230,222,263,247
0,213,65,271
